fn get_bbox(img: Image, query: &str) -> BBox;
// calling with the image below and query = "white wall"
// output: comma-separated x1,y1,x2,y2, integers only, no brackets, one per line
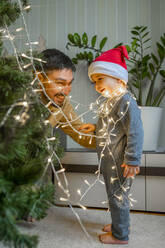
10,0,165,149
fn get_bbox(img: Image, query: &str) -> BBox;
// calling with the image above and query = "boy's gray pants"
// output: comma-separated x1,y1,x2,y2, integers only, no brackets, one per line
98,146,133,241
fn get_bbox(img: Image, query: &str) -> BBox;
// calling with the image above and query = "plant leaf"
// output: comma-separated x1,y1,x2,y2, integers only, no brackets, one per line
72,58,78,64
143,38,151,44
152,89,165,106
156,89,165,106
125,45,131,53
149,63,155,73
73,33,81,46
113,42,123,48
91,35,97,47
99,37,108,50
159,70,165,78
66,42,71,50
134,26,143,31
131,30,139,36
140,26,148,33
95,52,100,59
88,52,93,62
76,53,84,60
157,42,165,53
82,32,88,46
142,70,149,79
131,39,138,49
160,35,165,46
142,32,149,39
151,53,159,65
158,48,164,60
145,46,151,50
68,34,75,44
132,36,140,41
142,55,151,64
129,68,138,75
133,81,140,88
147,72,152,80
134,50,141,56
84,51,88,59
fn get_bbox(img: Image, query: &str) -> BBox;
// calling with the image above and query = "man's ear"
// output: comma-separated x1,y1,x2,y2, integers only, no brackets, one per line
35,71,45,82
35,71,47,90
118,79,126,87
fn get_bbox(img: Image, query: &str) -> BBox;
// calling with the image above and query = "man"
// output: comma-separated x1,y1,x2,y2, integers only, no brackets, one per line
26,49,96,222
37,48,96,149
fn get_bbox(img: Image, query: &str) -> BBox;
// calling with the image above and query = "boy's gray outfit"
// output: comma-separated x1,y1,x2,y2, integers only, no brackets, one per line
96,92,144,241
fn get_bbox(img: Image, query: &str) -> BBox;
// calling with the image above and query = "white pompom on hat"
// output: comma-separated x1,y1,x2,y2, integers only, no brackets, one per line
88,46,129,84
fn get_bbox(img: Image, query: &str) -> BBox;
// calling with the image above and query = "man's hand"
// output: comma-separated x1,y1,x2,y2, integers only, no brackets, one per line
121,163,140,178
78,123,95,133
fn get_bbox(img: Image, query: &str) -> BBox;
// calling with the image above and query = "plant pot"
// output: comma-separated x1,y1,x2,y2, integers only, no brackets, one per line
140,106,163,151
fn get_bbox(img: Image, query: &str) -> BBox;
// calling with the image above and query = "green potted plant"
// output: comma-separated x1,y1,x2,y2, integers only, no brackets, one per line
126,26,165,151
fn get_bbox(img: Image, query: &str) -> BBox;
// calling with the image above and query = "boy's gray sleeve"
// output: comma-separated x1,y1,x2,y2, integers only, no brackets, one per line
118,96,144,166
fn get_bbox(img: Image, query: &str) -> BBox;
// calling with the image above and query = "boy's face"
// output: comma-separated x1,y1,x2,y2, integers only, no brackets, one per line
91,73,121,97
39,69,74,106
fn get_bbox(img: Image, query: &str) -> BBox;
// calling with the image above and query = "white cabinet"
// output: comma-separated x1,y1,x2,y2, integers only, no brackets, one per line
55,152,165,212
145,154,165,212
146,176,165,212
146,154,165,168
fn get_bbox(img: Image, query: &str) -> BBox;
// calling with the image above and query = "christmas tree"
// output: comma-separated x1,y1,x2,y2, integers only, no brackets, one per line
0,1,63,247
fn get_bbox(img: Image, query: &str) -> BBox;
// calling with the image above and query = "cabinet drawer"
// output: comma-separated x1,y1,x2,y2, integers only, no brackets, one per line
146,154,165,167
146,176,165,212
61,152,98,165
130,176,145,211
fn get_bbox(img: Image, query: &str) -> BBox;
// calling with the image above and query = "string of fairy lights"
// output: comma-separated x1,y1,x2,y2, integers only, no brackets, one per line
1,0,138,242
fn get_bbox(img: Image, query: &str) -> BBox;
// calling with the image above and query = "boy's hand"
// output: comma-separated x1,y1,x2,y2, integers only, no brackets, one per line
121,163,140,178
78,123,95,133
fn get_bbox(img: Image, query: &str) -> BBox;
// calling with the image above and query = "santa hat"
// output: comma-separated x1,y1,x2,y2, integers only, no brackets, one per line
88,46,129,84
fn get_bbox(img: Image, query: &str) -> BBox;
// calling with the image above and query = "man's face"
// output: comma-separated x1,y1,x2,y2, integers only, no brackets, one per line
42,69,74,106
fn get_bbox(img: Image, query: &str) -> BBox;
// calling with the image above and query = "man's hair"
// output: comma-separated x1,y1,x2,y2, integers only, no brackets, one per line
38,48,76,73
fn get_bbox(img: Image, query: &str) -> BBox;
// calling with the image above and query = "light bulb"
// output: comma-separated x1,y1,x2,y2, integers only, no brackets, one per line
23,5,31,10
14,115,21,121
16,27,24,32
47,137,56,141
44,120,49,125
75,103,80,110
89,137,93,144
77,189,81,195
79,204,87,210
114,194,123,201
48,157,52,163
57,168,65,174
60,197,68,202
111,177,118,183
84,180,90,186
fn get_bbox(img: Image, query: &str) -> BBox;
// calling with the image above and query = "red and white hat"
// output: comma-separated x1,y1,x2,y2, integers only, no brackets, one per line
88,46,129,84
